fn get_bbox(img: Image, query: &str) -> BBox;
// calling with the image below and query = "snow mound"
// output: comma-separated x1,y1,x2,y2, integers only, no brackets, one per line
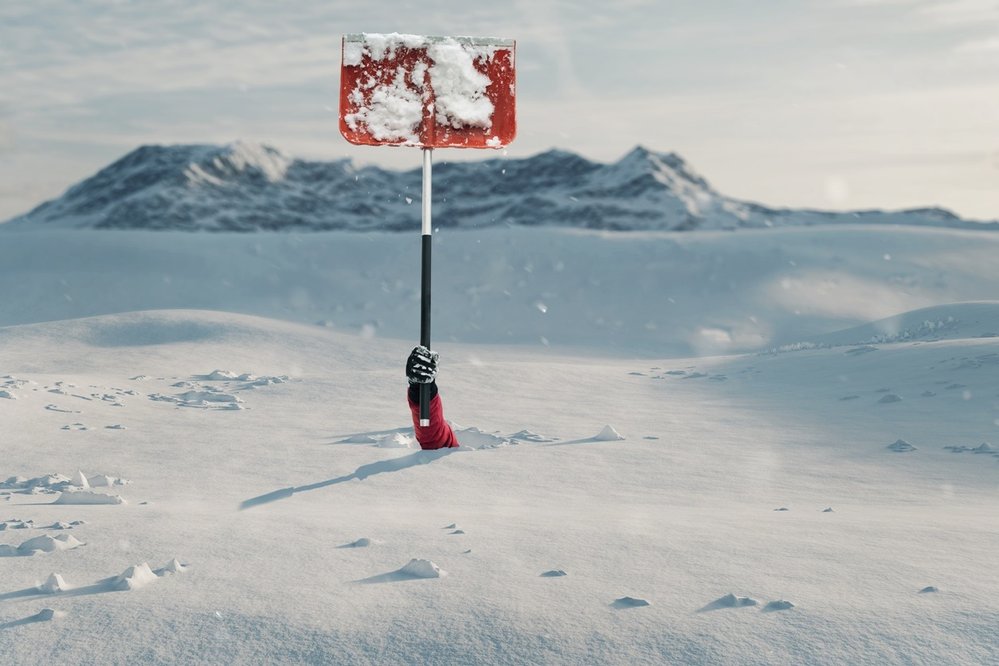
845,345,878,356
920,586,939,594
613,596,651,608
340,434,379,444
1,476,29,489
764,599,795,611
205,369,239,380
151,390,243,410
0,389,15,399
15,474,72,490
452,426,513,449
716,593,758,608
813,302,999,347
18,534,84,554
163,558,188,574
592,425,625,441
346,538,373,548
0,519,34,530
243,375,288,389
377,433,417,449
540,570,568,577
34,608,64,622
54,491,125,505
878,393,903,404
113,563,159,591
38,573,71,593
399,559,446,579
88,474,129,487
973,442,995,453
887,439,917,453
509,429,557,443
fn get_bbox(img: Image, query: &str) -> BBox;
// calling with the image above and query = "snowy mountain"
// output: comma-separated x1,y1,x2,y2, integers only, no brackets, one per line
4,141,995,232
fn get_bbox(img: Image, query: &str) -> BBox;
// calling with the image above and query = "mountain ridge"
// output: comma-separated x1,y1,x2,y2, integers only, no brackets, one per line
4,141,995,232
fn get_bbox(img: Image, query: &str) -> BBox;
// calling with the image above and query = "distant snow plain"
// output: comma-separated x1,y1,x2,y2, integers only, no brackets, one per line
1,223,998,664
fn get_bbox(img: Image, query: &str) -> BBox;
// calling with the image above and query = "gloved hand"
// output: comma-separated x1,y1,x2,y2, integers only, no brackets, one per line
406,345,439,384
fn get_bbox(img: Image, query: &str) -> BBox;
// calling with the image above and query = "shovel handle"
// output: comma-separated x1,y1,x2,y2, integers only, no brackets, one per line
419,149,432,426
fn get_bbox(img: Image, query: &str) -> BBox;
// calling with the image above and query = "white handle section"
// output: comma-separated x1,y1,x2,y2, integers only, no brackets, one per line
420,419,430,426
422,148,432,236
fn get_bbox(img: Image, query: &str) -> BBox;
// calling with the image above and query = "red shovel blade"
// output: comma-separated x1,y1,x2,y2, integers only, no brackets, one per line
339,34,516,149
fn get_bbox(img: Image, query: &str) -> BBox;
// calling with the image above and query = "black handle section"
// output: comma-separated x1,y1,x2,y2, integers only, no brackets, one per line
419,233,432,423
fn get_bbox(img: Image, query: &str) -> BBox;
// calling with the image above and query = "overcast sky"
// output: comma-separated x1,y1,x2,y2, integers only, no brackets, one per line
1,0,997,221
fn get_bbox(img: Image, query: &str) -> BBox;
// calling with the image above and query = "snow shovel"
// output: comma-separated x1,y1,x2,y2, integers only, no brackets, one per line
339,33,517,425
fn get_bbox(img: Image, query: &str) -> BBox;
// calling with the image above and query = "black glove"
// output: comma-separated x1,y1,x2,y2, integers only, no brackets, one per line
406,346,439,385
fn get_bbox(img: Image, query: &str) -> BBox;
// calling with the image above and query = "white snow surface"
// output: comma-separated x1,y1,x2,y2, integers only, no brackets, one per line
344,66,424,143
0,224,998,663
2,226,999,356
427,39,495,130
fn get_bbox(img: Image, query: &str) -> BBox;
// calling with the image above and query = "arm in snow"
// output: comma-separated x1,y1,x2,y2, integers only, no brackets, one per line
408,382,459,450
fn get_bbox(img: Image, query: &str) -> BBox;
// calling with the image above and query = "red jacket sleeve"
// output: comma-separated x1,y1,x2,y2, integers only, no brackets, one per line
408,388,460,450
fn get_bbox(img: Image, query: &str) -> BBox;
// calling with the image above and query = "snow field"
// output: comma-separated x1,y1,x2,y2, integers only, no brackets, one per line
0,220,998,662
0,306,996,663
3,226,999,356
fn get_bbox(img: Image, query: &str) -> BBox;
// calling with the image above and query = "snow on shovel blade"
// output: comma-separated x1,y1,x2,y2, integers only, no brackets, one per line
339,33,516,149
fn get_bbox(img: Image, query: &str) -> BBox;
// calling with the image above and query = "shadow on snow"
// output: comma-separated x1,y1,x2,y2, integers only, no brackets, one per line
239,448,458,510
